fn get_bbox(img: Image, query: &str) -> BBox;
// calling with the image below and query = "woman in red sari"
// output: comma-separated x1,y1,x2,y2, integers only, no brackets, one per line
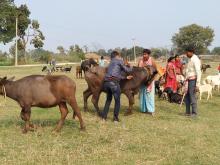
164,56,177,93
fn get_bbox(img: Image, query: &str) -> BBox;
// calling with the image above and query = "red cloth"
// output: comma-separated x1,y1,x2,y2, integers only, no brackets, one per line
175,60,182,75
164,62,177,92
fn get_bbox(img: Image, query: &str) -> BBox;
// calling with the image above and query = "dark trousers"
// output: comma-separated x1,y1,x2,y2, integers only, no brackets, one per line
102,81,121,119
185,79,197,115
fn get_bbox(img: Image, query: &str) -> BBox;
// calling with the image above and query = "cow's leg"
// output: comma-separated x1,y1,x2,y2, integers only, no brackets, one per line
76,71,78,78
123,91,134,116
54,103,69,132
83,88,92,112
20,106,32,133
68,97,86,130
91,92,101,114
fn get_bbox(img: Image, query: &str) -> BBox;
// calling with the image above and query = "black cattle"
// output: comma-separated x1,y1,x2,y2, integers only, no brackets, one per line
163,87,183,104
63,66,72,72
81,58,98,72
81,60,158,116
201,64,211,73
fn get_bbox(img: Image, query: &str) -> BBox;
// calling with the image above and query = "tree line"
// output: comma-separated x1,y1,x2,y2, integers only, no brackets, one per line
0,1,220,65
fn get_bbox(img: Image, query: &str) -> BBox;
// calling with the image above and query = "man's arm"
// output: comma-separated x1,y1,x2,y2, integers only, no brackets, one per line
194,57,202,86
119,60,133,73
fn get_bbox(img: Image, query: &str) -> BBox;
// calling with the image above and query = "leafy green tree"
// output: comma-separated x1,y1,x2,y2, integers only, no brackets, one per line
82,45,88,53
0,0,17,44
211,47,220,55
120,48,128,58
29,48,52,62
172,24,214,54
97,49,107,56
57,46,65,55
0,1,44,63
67,45,85,60
22,20,45,49
74,44,85,60
151,48,163,58
151,48,169,58
69,45,75,52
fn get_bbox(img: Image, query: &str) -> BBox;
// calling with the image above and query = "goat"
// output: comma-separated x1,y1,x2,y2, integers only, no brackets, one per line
198,82,213,100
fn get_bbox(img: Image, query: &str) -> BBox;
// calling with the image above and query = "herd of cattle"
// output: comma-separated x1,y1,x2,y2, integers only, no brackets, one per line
0,59,219,133
42,65,72,74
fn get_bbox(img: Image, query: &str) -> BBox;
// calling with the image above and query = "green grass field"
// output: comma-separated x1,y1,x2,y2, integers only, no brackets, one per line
0,63,220,165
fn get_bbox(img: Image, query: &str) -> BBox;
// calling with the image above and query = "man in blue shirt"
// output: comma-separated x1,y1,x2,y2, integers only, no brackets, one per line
99,51,133,122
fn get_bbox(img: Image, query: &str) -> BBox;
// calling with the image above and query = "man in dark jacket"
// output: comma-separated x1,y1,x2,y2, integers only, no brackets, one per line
99,51,133,122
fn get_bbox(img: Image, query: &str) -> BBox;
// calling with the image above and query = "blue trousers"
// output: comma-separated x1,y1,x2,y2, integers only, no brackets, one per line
139,83,155,113
185,79,197,115
102,81,121,119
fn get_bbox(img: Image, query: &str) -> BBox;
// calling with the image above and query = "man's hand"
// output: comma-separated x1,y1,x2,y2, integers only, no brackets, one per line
126,75,133,80
124,59,130,66
195,86,199,93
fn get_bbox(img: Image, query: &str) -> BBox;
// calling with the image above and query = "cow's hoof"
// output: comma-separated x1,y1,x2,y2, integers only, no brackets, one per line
80,126,86,132
72,114,76,120
29,123,37,130
124,110,133,116
22,128,28,134
83,107,88,112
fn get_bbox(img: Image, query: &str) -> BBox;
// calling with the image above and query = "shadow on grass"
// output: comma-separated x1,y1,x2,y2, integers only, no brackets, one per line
0,118,79,129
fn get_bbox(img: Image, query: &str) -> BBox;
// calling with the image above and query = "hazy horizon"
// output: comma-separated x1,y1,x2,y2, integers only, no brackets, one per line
1,0,220,53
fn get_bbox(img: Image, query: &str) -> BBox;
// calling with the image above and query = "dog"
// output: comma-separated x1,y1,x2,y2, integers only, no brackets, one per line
163,87,183,104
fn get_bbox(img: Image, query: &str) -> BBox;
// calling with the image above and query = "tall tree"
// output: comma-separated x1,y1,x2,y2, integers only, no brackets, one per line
172,24,214,54
57,46,65,55
97,49,107,56
20,20,45,51
0,1,45,63
0,0,17,44
212,47,220,55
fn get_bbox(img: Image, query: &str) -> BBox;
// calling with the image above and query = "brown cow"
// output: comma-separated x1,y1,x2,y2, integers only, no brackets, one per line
82,64,157,116
76,66,83,78
0,75,85,133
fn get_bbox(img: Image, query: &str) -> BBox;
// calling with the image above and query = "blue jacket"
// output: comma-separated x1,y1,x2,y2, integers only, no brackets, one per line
104,58,132,81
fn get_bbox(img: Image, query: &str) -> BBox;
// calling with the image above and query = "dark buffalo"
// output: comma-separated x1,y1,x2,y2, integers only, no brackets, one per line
62,66,72,72
76,66,83,78
76,58,99,79
201,64,211,73
82,60,157,116
81,58,99,72
0,75,85,133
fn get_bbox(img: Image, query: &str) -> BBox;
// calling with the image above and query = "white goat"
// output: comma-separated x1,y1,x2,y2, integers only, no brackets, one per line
198,82,213,100
205,75,220,84
210,77,220,91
